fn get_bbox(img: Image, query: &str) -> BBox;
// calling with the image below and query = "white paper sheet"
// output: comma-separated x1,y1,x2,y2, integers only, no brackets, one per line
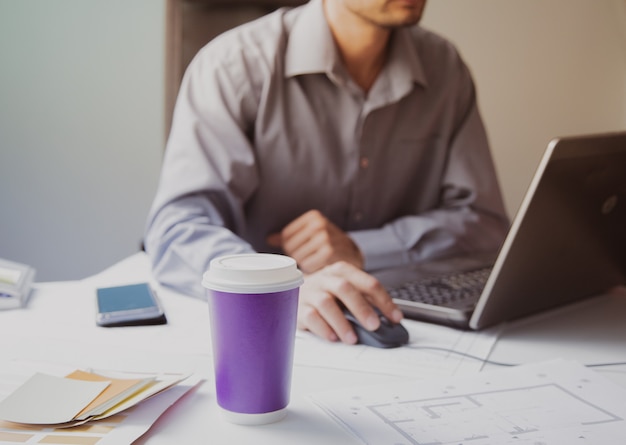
310,359,626,445
0,372,109,424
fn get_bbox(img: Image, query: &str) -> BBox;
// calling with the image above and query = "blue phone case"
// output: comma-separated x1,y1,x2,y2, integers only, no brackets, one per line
96,283,167,327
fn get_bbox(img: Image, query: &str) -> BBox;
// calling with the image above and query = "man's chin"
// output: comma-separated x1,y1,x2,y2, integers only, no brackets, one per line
380,15,422,29
381,6,424,28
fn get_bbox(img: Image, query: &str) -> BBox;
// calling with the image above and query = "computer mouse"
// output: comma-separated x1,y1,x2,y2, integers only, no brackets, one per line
342,306,409,349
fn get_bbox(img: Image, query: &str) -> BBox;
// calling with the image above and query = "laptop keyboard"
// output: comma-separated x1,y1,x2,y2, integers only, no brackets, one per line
388,267,492,309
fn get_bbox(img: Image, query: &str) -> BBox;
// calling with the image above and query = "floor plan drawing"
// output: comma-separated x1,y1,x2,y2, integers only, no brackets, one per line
311,360,626,445
368,382,622,444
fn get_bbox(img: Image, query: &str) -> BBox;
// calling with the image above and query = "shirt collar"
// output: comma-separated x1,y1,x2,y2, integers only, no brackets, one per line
387,27,428,89
285,0,339,78
366,28,429,108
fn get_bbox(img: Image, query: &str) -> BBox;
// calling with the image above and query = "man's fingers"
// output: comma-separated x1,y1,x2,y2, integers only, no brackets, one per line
297,290,358,344
290,232,331,272
266,210,363,273
281,210,323,239
266,211,323,255
309,262,402,333
281,214,325,255
324,262,404,327
297,303,339,342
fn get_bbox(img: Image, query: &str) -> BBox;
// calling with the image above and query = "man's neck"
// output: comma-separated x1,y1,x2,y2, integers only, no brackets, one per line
323,1,391,93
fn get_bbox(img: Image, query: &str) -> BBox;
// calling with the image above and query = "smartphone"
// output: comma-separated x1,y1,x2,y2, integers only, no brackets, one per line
96,283,167,327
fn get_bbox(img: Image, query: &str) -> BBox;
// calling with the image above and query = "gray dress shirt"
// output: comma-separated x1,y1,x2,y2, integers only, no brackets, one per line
144,0,510,298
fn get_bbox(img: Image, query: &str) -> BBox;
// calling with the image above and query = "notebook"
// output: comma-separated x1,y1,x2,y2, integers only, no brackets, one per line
374,131,626,330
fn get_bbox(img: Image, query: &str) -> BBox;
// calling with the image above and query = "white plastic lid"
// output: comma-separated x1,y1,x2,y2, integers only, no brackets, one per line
202,254,303,294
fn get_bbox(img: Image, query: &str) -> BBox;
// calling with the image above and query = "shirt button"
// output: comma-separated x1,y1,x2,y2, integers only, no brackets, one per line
360,157,369,169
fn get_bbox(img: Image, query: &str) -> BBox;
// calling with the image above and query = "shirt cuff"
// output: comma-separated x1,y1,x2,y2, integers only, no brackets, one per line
349,227,409,272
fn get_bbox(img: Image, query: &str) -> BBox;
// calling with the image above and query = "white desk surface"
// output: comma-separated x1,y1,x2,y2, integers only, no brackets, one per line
1,252,625,444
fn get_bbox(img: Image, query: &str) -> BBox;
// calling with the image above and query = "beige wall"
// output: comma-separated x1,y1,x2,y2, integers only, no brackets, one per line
423,0,626,216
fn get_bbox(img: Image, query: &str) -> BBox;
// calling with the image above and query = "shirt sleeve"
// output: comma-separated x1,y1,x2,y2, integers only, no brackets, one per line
143,45,260,299
350,85,510,272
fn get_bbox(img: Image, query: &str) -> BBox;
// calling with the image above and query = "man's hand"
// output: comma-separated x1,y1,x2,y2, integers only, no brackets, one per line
297,261,404,344
267,210,364,274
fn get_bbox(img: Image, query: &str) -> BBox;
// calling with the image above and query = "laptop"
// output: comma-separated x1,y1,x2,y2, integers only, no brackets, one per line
374,131,626,330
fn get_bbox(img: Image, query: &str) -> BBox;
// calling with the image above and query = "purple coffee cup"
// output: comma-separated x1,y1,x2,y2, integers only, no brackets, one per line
202,253,303,425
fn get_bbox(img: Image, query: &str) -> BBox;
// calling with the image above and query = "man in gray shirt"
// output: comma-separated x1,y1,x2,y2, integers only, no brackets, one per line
144,0,509,345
